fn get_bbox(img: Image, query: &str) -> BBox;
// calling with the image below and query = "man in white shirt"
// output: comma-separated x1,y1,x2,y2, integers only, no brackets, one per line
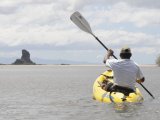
101,47,145,95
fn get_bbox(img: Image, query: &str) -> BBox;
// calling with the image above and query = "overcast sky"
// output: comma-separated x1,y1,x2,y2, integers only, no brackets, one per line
0,0,159,64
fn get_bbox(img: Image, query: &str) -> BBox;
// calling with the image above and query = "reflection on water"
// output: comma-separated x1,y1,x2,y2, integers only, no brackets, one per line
113,102,143,113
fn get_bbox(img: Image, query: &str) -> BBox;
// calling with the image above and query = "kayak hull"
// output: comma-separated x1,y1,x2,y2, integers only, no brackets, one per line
93,70,144,103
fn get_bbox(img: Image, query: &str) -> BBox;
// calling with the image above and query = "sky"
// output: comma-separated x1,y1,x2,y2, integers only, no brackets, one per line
0,0,160,64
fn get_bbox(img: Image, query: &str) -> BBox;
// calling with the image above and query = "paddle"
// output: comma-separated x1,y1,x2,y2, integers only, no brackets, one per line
70,11,117,59
70,11,155,99
139,83,155,99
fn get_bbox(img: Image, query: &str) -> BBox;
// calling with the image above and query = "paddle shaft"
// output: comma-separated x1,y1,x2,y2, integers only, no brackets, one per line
91,33,117,59
139,83,155,99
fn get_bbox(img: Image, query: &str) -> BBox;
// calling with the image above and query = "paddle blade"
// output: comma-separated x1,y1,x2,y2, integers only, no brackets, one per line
70,11,93,34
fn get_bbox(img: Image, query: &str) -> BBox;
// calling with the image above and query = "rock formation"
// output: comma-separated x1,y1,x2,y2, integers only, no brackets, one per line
12,49,36,65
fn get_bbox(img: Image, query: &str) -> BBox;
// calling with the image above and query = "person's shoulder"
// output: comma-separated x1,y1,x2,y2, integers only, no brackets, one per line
132,60,139,66
106,59,120,63
130,60,141,68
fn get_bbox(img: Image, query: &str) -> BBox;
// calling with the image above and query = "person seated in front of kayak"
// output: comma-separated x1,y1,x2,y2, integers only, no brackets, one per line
101,47,145,96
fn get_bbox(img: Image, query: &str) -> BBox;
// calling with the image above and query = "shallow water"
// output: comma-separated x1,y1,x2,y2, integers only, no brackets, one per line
0,65,159,120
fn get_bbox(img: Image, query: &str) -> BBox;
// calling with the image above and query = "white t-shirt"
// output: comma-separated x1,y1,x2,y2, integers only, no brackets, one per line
106,59,144,90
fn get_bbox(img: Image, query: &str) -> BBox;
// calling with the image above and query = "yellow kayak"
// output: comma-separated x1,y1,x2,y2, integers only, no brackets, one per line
93,70,144,103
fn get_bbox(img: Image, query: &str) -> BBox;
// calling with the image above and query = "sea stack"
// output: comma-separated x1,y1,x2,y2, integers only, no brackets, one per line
12,49,36,65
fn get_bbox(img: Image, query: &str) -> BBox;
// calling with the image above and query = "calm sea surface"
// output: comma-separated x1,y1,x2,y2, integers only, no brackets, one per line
0,65,159,120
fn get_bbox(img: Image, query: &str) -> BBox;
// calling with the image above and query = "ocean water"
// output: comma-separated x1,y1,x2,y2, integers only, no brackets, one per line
0,65,159,120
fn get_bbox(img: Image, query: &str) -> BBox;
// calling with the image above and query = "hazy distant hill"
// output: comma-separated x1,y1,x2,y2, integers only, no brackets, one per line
0,57,99,65
32,58,98,65
0,58,15,64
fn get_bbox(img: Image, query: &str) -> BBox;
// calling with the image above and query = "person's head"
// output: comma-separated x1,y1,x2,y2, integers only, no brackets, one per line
120,46,132,59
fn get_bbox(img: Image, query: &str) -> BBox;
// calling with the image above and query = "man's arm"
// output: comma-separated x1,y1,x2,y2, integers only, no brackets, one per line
103,49,114,64
136,66,145,83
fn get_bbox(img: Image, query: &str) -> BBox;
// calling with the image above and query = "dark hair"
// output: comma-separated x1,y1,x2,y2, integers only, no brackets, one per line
120,53,132,59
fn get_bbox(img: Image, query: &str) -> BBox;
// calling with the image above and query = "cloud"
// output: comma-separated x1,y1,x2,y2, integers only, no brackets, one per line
0,0,159,64
0,23,159,49
69,0,160,9
105,3,160,27
132,47,157,54
96,29,160,45
67,1,160,28
118,0,160,9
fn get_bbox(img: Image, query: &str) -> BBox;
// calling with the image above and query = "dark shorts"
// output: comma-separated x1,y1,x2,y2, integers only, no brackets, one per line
104,82,135,96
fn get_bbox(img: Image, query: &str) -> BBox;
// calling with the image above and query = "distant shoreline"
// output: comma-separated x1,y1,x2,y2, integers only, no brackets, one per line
0,64,158,67
139,64,158,67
